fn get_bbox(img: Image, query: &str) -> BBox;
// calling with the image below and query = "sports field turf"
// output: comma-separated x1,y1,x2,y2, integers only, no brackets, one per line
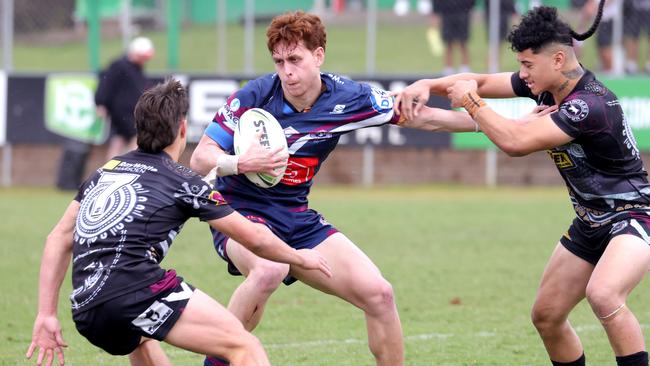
2,185,650,365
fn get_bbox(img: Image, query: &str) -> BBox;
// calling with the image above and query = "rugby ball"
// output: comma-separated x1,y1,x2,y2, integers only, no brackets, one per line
233,108,288,188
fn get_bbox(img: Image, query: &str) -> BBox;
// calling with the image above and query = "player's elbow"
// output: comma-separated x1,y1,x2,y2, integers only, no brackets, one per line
499,141,533,157
189,150,211,175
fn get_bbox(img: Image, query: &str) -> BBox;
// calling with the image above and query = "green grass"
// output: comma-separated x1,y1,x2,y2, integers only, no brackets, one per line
11,19,608,75
2,185,650,365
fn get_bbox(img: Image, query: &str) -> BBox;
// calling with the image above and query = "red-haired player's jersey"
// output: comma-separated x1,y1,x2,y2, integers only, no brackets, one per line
204,72,399,210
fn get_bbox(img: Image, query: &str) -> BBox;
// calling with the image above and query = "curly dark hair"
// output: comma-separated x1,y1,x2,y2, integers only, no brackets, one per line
507,0,604,53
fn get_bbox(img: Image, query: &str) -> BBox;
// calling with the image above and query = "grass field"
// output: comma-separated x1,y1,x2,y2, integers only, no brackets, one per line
2,185,650,365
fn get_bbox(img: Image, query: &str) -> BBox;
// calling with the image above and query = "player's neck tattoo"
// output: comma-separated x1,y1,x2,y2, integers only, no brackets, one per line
562,67,583,80
558,80,570,92
558,67,583,93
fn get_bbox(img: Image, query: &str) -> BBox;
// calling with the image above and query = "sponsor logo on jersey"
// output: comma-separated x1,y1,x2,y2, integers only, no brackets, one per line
370,87,394,112
208,190,228,205
229,98,240,112
102,159,121,170
281,156,319,186
560,98,589,122
330,104,346,114
549,151,575,169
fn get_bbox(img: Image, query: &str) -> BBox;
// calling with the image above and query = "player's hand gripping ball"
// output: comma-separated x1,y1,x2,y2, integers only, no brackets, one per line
234,108,288,188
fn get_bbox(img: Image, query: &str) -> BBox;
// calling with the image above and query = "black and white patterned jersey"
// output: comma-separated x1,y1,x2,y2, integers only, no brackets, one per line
511,69,650,226
70,150,233,314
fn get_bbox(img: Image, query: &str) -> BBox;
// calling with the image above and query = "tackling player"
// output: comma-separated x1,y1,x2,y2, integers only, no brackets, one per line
25,79,331,366
396,1,650,365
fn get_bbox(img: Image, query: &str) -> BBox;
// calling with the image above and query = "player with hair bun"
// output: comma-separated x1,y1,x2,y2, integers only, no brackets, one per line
397,1,650,365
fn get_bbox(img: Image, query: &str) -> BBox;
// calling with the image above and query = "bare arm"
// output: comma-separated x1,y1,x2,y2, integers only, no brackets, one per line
26,201,79,366
448,80,572,156
208,212,331,277
190,133,288,177
394,72,517,121
399,106,479,132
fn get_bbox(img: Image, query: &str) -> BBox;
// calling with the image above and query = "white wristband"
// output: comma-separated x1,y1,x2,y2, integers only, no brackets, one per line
216,154,239,176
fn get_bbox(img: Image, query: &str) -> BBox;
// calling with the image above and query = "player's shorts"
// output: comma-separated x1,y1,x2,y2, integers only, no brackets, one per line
624,9,650,37
72,270,195,355
597,20,614,47
212,206,338,285
440,12,471,43
560,215,650,265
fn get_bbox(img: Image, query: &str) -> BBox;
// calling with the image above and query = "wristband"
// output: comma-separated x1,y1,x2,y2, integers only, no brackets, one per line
216,154,239,177
462,91,487,120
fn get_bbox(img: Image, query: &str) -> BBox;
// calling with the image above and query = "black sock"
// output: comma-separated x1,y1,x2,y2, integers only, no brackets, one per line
551,353,585,366
616,351,649,366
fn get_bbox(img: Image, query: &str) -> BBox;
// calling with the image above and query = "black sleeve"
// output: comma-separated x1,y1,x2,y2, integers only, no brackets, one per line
549,95,598,139
510,72,535,99
176,174,234,221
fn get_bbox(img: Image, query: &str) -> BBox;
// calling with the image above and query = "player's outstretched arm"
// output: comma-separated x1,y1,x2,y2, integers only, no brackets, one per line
394,72,517,121
399,106,481,133
208,212,332,278
26,201,78,366
447,80,572,156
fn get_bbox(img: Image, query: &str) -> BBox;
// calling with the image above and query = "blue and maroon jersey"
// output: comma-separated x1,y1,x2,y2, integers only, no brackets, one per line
511,69,650,226
204,72,399,210
70,150,233,314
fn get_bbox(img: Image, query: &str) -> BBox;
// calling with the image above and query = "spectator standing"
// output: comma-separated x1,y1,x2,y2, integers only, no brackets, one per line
95,36,155,160
623,0,650,73
432,0,476,75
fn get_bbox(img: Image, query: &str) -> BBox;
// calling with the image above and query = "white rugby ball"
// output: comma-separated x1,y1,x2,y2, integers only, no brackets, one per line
233,108,288,188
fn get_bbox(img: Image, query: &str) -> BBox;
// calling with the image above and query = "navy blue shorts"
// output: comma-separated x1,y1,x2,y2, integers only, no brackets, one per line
212,206,338,285
560,215,650,265
72,270,195,355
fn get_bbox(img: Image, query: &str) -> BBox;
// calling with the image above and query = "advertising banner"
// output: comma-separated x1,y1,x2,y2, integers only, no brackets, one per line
44,74,108,145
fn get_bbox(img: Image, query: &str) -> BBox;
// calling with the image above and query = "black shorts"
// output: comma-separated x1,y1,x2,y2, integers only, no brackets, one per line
597,20,614,47
73,270,195,355
624,9,650,37
440,12,471,43
110,116,137,140
560,215,650,265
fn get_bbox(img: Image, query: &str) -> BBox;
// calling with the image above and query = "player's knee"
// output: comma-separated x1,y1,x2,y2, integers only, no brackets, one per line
531,303,565,333
248,262,289,294
363,279,396,313
585,283,623,318
225,333,265,363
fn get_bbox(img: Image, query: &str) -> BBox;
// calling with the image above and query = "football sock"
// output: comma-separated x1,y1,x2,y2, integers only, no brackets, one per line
204,356,231,366
551,353,585,366
616,351,648,366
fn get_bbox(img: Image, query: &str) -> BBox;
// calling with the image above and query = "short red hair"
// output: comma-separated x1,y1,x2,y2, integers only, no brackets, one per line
266,11,327,54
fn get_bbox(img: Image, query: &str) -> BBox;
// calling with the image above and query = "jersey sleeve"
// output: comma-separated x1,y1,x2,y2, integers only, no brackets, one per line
510,72,535,99
550,95,598,139
176,174,234,221
330,81,398,134
204,79,265,152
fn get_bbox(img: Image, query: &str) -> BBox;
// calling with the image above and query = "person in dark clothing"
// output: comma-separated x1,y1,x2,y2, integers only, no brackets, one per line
95,36,155,160
26,79,331,366
431,0,476,75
